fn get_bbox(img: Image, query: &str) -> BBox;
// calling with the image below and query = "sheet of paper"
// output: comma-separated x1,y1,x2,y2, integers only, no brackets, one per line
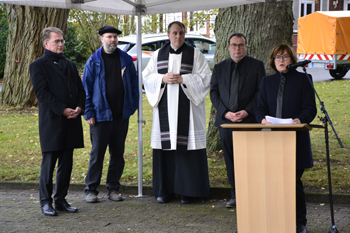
265,115,293,124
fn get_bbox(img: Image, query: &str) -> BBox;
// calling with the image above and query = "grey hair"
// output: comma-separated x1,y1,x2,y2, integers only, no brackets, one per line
41,27,64,48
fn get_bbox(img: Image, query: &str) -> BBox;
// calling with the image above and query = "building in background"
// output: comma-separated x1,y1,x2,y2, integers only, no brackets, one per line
163,11,217,39
161,1,350,48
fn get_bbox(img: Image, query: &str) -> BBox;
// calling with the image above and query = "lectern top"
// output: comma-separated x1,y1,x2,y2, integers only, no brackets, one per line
220,123,322,131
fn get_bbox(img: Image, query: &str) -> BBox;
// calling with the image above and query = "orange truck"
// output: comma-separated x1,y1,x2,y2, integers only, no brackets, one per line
297,11,350,79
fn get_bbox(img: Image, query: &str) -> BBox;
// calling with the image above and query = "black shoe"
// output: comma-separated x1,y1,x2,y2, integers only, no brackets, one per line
181,196,192,204
297,225,307,233
226,198,236,208
156,195,172,203
55,200,78,213
41,204,57,216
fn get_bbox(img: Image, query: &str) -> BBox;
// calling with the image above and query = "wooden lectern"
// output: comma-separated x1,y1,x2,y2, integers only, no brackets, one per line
221,123,313,233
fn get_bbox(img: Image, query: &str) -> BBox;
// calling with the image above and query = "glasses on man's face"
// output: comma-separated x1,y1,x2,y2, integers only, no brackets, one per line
52,39,65,45
274,55,290,60
230,43,246,49
103,35,118,40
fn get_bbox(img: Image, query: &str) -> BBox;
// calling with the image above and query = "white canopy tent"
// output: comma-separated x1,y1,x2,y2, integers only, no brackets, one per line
0,0,264,14
0,0,265,196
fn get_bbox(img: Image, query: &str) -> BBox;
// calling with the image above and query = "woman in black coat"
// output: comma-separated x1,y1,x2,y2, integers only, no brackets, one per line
254,44,317,233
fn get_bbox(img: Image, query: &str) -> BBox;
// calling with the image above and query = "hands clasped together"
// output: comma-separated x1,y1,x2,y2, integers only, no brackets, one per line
162,72,183,84
63,107,82,119
225,110,248,123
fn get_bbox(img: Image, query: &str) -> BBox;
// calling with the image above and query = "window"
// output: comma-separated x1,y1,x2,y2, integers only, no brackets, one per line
142,42,157,51
117,42,133,52
344,0,350,10
300,1,314,17
159,40,169,48
191,39,216,54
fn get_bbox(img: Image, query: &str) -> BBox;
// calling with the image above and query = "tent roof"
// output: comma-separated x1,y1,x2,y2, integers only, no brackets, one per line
317,10,350,18
0,0,265,15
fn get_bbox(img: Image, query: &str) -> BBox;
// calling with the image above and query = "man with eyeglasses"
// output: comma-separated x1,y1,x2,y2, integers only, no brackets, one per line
210,32,266,208
82,26,139,203
30,27,86,216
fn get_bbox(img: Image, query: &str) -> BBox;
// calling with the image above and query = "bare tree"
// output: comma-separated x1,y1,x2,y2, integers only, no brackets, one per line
69,10,122,55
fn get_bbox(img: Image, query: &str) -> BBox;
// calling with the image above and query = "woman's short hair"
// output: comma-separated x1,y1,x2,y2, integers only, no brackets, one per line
41,27,64,48
269,44,297,72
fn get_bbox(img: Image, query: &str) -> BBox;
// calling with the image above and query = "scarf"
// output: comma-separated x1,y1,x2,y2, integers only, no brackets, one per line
44,49,67,73
157,42,194,154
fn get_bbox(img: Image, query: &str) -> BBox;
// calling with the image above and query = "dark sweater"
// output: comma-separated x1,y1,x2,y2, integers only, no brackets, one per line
102,48,124,120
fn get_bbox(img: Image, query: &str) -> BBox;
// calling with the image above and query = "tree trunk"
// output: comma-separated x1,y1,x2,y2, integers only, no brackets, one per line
1,5,69,107
124,15,130,35
159,14,163,33
207,1,294,153
182,12,187,32
130,15,136,34
189,12,194,32
152,15,157,33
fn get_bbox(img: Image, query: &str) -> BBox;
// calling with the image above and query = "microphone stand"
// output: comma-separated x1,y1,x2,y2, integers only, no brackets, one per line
302,66,342,233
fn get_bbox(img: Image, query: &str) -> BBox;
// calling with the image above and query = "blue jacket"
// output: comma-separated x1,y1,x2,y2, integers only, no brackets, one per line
82,47,139,122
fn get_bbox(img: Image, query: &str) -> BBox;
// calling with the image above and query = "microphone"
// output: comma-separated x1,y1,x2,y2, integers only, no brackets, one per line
286,60,311,70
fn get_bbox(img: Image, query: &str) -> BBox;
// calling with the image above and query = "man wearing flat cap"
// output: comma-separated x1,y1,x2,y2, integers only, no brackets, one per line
82,26,139,203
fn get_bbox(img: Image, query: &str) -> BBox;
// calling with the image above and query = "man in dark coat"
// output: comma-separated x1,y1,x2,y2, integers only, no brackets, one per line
30,27,86,216
210,33,266,208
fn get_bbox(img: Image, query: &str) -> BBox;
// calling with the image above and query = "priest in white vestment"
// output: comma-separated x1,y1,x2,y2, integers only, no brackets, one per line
143,21,212,204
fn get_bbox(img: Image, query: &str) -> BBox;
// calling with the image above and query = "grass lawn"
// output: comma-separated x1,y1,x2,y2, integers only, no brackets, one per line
0,80,350,193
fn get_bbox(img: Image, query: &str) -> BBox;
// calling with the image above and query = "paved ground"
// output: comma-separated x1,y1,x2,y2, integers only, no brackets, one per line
1,186,350,233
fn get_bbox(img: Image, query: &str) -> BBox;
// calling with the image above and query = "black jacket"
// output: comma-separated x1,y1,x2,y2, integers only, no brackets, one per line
254,69,317,169
30,54,86,152
210,56,266,127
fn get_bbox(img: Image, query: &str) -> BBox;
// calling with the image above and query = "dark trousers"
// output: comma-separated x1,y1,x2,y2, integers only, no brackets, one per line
297,169,307,226
39,148,74,206
85,119,129,195
219,127,236,199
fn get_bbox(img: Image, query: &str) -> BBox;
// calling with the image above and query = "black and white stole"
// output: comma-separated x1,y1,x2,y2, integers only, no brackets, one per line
157,42,194,154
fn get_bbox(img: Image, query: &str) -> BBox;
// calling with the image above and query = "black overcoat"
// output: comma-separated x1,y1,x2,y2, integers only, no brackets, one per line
254,69,317,169
210,56,266,126
29,54,86,152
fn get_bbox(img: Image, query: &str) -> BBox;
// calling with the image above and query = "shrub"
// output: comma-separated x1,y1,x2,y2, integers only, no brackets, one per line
0,4,8,79
63,23,89,72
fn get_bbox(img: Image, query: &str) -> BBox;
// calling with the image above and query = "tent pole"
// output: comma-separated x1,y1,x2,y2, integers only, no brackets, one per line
136,8,146,198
